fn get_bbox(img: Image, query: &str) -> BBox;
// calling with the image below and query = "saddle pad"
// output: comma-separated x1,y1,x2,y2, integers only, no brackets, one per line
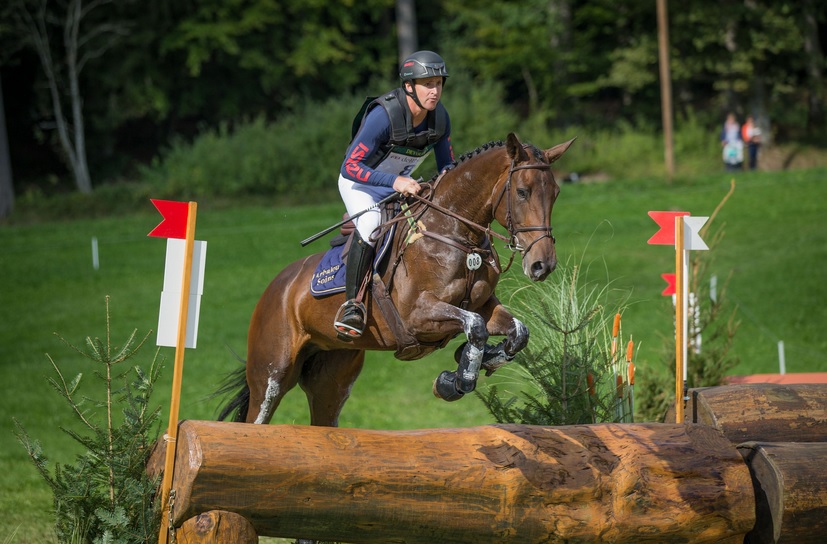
310,223,396,297
310,244,348,296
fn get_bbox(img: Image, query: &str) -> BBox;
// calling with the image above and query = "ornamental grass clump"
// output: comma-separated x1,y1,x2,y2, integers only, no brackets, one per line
13,297,163,544
479,264,635,426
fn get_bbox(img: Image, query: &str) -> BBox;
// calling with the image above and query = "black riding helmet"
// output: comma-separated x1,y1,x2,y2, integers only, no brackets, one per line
399,50,449,109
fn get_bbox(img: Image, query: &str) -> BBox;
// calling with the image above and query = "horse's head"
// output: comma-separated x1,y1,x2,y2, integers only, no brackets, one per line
494,132,575,282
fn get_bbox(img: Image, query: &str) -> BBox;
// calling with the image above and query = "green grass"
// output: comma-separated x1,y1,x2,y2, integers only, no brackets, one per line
2,167,826,542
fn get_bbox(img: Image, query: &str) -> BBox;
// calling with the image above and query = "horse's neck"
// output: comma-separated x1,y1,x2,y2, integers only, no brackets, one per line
429,151,503,233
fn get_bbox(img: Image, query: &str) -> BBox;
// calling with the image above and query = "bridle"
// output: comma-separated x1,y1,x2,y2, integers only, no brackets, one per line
375,153,558,303
393,156,557,263
491,159,556,256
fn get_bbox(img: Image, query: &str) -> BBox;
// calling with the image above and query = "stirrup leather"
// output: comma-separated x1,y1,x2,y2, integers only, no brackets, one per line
334,300,367,339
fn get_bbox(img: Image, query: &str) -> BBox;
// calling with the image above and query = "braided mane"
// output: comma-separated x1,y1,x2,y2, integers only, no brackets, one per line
425,140,505,183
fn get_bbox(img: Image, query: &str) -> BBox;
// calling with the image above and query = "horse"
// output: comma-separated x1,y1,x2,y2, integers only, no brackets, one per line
217,132,574,427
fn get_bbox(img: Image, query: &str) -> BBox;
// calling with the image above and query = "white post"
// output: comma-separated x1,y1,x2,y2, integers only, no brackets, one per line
778,340,786,375
91,237,99,270
710,274,717,304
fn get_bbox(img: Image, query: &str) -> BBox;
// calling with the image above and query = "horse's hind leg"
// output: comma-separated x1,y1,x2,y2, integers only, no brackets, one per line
299,350,365,427
245,357,303,424
245,327,306,424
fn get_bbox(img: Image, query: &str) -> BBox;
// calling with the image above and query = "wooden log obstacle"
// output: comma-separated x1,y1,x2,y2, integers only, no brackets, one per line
687,383,827,543
149,383,827,543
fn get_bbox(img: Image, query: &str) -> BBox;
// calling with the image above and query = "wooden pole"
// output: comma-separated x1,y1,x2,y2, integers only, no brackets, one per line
656,0,675,181
737,442,827,543
176,510,258,544
688,383,827,443
159,420,755,543
157,202,197,544
675,216,686,423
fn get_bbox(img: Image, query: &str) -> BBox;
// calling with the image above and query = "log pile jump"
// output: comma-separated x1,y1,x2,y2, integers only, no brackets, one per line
149,383,827,543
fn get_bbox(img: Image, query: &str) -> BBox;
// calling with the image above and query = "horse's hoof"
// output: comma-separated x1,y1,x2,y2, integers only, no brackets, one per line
433,371,464,402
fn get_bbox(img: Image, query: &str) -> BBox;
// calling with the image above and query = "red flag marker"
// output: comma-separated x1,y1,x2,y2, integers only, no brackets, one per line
661,273,676,296
148,199,190,239
647,211,689,245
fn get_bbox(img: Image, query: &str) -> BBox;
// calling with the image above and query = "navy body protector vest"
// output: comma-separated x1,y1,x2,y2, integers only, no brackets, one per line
351,87,447,170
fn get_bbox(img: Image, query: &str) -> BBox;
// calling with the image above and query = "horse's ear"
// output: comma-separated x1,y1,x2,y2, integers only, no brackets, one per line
506,132,530,162
544,137,577,164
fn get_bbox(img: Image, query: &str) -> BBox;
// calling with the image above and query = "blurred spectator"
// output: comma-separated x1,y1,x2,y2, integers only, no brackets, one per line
741,115,762,170
720,113,743,171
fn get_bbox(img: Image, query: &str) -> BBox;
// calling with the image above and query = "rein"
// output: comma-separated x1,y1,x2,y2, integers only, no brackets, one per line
374,155,555,300
404,158,554,256
368,150,556,314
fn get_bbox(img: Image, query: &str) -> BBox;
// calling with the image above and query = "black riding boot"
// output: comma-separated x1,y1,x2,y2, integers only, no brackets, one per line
334,231,375,339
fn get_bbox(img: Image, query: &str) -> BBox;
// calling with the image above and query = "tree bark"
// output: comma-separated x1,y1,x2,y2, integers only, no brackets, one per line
161,420,754,543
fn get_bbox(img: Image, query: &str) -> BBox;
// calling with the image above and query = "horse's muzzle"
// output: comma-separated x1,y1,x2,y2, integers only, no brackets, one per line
527,258,557,281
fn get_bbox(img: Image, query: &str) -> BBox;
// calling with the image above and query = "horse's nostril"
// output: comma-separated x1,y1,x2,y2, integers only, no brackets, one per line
531,262,549,279
530,259,556,281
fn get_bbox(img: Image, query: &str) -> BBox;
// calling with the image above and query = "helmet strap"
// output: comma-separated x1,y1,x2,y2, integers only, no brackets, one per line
403,80,426,111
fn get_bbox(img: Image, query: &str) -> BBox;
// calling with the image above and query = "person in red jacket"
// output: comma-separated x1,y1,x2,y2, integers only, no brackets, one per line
741,115,762,170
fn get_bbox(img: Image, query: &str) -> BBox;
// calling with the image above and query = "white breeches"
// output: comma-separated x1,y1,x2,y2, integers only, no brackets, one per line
338,175,382,245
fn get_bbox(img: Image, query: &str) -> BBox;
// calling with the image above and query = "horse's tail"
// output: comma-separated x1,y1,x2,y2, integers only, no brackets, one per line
214,361,250,423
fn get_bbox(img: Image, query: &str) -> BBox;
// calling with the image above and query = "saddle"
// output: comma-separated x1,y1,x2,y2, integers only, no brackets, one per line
309,203,397,297
310,201,452,360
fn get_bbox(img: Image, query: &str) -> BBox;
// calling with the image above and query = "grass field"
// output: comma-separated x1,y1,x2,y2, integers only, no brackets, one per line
2,166,826,542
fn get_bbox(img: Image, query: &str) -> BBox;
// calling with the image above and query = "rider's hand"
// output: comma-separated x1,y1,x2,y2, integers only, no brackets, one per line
392,176,421,197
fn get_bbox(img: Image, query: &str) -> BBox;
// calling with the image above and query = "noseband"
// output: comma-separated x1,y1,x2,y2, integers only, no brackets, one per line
492,160,556,256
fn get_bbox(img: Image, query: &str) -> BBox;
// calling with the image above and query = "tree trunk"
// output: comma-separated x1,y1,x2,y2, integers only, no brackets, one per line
159,420,754,543
801,0,825,132
396,0,418,64
64,0,92,193
0,73,14,218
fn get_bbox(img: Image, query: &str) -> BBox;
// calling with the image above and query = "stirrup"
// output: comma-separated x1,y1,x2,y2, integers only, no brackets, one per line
334,300,367,341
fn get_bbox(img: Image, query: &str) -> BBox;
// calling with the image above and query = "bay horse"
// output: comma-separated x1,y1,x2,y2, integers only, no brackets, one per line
217,132,574,427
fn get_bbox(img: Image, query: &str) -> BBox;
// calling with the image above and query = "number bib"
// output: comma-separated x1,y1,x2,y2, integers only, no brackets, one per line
374,145,434,178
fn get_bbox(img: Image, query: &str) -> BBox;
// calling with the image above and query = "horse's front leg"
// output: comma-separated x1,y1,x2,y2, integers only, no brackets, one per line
479,296,529,375
451,297,529,377
431,307,490,402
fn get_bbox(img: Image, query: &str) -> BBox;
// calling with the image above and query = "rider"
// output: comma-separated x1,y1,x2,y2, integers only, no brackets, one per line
334,50,456,339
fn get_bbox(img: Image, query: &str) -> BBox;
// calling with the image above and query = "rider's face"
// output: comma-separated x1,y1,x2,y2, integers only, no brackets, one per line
413,77,443,111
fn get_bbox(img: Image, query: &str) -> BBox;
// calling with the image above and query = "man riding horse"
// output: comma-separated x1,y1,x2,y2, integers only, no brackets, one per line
334,50,455,339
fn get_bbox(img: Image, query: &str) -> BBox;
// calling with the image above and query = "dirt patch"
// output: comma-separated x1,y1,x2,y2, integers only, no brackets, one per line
754,144,827,171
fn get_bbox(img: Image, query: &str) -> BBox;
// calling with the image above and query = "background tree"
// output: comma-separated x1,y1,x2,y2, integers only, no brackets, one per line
1,0,826,197
396,0,419,61
0,73,13,217
2,0,131,194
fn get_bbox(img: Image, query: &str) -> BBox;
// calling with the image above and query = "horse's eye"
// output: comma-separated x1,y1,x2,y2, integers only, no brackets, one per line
516,188,529,200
